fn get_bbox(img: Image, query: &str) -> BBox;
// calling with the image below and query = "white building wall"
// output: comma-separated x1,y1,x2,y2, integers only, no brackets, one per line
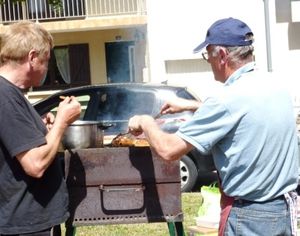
146,0,300,112
267,0,300,109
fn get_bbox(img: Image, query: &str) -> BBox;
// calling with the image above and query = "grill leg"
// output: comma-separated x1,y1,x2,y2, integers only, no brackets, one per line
167,222,185,236
65,225,76,236
51,225,61,236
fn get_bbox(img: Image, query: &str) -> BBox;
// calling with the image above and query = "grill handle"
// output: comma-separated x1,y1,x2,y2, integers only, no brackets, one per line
99,185,145,192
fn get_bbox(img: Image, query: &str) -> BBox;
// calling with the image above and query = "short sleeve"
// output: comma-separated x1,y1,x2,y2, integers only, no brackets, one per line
0,99,46,157
176,97,237,154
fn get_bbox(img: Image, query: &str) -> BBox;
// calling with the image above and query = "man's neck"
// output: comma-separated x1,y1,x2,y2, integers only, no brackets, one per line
0,64,29,89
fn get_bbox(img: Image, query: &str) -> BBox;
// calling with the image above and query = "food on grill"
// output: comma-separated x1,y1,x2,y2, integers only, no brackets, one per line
111,133,149,147
111,134,133,147
133,138,150,147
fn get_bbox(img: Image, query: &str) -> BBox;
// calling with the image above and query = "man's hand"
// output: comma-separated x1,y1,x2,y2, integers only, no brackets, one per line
128,115,145,136
128,115,155,136
42,112,55,131
160,97,202,115
55,96,82,128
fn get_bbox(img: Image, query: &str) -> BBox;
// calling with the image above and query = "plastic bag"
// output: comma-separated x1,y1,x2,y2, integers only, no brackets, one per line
196,184,221,228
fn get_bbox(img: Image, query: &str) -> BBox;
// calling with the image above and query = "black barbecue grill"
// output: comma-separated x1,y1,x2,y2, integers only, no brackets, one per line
63,147,185,235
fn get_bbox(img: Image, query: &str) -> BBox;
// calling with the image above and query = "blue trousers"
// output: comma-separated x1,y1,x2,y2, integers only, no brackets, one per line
225,197,292,236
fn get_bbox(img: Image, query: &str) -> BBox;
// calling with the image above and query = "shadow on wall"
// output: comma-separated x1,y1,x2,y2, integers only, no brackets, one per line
288,23,300,50
275,0,291,23
275,0,300,50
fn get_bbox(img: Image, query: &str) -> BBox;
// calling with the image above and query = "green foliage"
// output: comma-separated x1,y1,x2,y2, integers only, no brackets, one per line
47,0,63,11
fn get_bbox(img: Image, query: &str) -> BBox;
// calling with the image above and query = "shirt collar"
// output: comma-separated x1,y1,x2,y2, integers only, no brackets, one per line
224,62,256,86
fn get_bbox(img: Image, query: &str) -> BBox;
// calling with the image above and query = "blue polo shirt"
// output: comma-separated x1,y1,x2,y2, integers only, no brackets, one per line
176,62,299,201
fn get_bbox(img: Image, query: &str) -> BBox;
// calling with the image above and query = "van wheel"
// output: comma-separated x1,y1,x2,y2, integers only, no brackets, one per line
180,155,198,192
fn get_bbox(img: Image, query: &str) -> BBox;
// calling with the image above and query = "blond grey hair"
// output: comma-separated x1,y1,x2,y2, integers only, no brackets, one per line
0,21,53,64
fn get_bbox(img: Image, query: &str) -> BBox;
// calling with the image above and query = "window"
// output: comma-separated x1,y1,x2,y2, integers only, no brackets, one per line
96,89,155,133
48,95,91,120
35,43,91,91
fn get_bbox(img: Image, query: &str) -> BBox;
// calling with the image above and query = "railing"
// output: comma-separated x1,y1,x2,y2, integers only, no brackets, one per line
0,0,147,23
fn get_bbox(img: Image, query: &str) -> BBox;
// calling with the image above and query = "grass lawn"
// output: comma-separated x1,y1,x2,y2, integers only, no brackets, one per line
60,192,204,236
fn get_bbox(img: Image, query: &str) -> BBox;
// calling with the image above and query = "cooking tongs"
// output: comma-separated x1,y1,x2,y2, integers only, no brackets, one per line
153,112,163,120
114,112,163,138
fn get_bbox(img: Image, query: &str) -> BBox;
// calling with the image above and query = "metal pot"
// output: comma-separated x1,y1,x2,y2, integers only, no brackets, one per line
62,120,112,149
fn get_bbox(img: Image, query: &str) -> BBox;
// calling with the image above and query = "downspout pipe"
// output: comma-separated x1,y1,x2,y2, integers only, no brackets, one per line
263,0,273,72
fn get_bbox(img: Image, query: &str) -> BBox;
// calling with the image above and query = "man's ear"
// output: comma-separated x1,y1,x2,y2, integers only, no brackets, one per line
219,48,228,65
28,49,38,66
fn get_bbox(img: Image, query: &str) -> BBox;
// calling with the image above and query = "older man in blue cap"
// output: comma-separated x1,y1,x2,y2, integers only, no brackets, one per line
128,17,299,236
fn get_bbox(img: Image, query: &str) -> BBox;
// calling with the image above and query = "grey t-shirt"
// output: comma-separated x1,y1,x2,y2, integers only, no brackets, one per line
0,77,69,234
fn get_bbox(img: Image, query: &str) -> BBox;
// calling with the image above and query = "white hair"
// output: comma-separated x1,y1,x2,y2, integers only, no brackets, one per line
212,45,255,67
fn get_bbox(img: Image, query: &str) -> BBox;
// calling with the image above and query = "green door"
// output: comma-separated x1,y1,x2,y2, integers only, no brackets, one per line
105,41,135,83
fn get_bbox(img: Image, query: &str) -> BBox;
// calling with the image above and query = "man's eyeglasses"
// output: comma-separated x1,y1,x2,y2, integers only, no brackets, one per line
202,51,209,61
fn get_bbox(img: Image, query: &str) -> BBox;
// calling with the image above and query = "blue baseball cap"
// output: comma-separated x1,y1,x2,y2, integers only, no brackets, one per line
193,17,253,53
